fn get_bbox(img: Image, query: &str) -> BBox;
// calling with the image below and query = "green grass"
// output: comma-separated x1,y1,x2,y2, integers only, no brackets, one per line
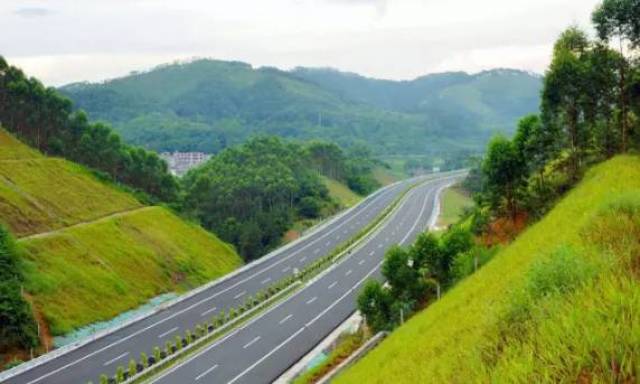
0,129,141,237
371,166,399,186
293,331,366,384
437,185,473,227
21,207,242,335
336,155,640,383
0,130,40,160
0,128,242,336
322,176,362,208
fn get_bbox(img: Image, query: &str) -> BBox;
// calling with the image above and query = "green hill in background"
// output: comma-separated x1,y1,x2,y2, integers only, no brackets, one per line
59,60,541,158
0,129,242,336
336,155,640,383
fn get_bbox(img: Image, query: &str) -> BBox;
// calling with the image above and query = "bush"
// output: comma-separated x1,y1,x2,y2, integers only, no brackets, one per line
299,196,323,218
0,225,38,351
451,246,498,282
153,347,161,363
140,352,148,369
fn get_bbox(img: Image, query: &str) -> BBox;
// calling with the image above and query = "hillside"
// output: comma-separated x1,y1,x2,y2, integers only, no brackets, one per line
0,131,141,237
59,59,541,157
321,176,362,208
336,155,640,383
0,129,242,337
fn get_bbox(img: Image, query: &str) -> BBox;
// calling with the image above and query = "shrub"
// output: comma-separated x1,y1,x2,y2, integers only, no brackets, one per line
140,352,148,369
128,359,137,378
115,366,124,383
153,347,161,363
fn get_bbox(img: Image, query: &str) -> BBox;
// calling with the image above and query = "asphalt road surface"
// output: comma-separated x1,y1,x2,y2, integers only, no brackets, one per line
4,175,443,384
149,176,456,384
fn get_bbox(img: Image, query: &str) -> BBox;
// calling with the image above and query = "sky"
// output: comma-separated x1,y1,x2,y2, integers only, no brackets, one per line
1,0,601,86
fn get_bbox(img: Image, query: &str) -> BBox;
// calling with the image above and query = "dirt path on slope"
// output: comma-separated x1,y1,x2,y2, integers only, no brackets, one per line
18,206,156,241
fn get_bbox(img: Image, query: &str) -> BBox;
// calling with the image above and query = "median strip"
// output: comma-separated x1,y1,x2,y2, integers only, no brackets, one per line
93,178,431,384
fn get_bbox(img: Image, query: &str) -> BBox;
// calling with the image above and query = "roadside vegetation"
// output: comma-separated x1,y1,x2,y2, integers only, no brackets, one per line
436,185,473,228
0,58,178,202
180,138,380,260
340,1,640,381
293,330,367,384
0,131,242,366
339,156,640,383
21,207,241,335
321,176,362,208
0,130,141,237
0,225,38,367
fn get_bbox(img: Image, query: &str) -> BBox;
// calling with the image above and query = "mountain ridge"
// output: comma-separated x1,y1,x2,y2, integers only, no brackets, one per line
59,59,542,157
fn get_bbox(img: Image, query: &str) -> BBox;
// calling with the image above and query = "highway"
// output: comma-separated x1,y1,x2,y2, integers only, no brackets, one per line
149,176,456,384
2,174,436,384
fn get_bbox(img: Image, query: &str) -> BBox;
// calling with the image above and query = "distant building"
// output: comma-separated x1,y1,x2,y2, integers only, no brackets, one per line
160,151,211,176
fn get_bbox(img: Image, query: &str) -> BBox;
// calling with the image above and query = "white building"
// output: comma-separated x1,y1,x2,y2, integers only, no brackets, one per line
160,151,211,176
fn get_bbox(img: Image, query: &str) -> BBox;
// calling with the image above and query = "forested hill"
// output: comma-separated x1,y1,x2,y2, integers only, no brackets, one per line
59,60,541,156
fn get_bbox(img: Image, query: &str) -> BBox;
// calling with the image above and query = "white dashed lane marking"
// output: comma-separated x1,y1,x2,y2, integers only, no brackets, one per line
195,364,218,381
243,336,261,349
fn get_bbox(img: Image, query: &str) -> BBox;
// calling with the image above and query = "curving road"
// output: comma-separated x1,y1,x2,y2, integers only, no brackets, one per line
3,174,450,384
148,176,458,384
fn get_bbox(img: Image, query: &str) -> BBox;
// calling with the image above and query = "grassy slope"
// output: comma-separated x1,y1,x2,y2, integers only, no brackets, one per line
321,176,362,208
0,130,141,237
371,166,399,186
437,185,473,227
0,129,242,335
22,207,241,335
337,155,640,383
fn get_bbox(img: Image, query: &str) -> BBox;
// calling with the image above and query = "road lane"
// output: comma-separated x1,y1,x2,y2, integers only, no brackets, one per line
151,176,456,384
4,175,435,384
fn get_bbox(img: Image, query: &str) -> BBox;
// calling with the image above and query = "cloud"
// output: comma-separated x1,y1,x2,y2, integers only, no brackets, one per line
13,7,53,18
2,0,601,85
323,0,388,16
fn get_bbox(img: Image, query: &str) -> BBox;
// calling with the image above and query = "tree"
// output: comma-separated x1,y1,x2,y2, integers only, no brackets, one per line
0,225,38,351
381,246,423,302
0,56,178,202
482,136,527,220
542,27,591,179
440,226,473,276
592,0,639,152
357,280,393,332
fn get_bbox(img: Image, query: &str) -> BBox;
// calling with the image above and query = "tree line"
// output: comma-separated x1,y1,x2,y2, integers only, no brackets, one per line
0,57,178,202
358,227,483,332
357,0,640,335
471,0,639,228
181,137,380,261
